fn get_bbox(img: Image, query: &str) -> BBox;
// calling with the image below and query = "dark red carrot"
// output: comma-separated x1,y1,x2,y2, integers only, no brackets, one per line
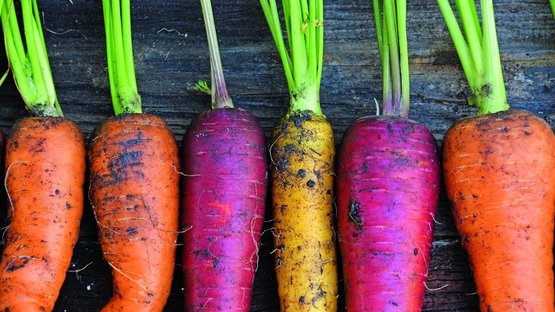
88,1,180,310
337,0,440,310
181,1,268,310
0,1,85,311
338,117,439,311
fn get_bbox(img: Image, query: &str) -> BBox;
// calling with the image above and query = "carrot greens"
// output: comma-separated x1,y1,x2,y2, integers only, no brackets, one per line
0,0,62,117
260,0,324,115
437,0,509,115
374,0,409,118
103,0,142,115
200,0,233,109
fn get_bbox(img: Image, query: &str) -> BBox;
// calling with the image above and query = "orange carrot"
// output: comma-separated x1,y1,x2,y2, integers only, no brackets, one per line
439,0,555,310
89,114,179,311
0,118,85,312
88,1,180,310
443,110,555,311
0,1,86,310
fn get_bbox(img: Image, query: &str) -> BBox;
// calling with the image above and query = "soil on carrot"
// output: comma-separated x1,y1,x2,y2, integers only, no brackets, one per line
270,110,337,310
348,200,363,231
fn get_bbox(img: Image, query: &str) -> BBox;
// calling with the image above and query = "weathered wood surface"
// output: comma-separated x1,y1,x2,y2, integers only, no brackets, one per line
0,0,553,311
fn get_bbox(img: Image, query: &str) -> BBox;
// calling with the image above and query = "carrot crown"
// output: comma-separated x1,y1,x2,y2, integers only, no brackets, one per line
438,0,509,115
103,0,142,115
260,0,324,116
374,0,409,118
0,0,63,117
200,0,233,109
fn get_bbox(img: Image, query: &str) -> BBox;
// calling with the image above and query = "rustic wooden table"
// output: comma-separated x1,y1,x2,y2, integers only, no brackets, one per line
0,0,553,311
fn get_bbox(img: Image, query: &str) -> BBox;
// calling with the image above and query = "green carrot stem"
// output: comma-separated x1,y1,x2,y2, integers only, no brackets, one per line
308,0,317,80
21,2,46,105
480,0,508,114
382,23,392,115
31,1,56,107
103,0,142,115
290,1,307,89
0,0,62,117
103,0,117,112
315,0,324,84
397,0,409,118
437,0,509,115
437,0,478,96
200,0,233,109
122,0,136,92
373,0,384,62
551,0,555,19
260,0,324,116
455,0,482,71
384,0,401,115
373,0,389,114
374,0,409,118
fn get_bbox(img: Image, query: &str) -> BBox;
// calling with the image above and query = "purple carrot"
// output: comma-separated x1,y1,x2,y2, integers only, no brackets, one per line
336,0,441,310
180,0,268,310
338,116,439,310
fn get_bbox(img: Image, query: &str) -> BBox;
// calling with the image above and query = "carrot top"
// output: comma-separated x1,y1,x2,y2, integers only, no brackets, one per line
200,0,233,109
438,0,509,115
103,0,142,115
260,0,324,116
373,0,409,118
0,0,63,117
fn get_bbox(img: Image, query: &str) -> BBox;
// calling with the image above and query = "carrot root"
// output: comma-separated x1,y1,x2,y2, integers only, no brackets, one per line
271,111,338,311
181,108,268,311
338,116,440,311
443,109,555,312
89,114,179,311
0,117,85,312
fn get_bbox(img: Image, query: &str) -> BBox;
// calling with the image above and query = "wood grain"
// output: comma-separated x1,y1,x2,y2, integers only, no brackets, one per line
0,0,552,311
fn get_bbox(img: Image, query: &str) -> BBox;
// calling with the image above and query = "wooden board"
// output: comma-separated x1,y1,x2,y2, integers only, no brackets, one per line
0,0,553,311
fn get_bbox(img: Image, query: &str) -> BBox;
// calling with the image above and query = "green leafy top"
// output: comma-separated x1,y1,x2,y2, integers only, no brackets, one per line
103,0,142,115
1,0,63,117
260,0,324,116
373,0,410,118
438,0,509,115
201,0,233,109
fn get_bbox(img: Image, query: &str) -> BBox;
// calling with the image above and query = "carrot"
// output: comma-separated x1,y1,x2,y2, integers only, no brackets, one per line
0,1,85,311
180,1,268,310
88,1,179,310
1,118,84,311
260,1,338,310
337,1,440,310
338,120,439,311
89,114,179,311
438,0,555,311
